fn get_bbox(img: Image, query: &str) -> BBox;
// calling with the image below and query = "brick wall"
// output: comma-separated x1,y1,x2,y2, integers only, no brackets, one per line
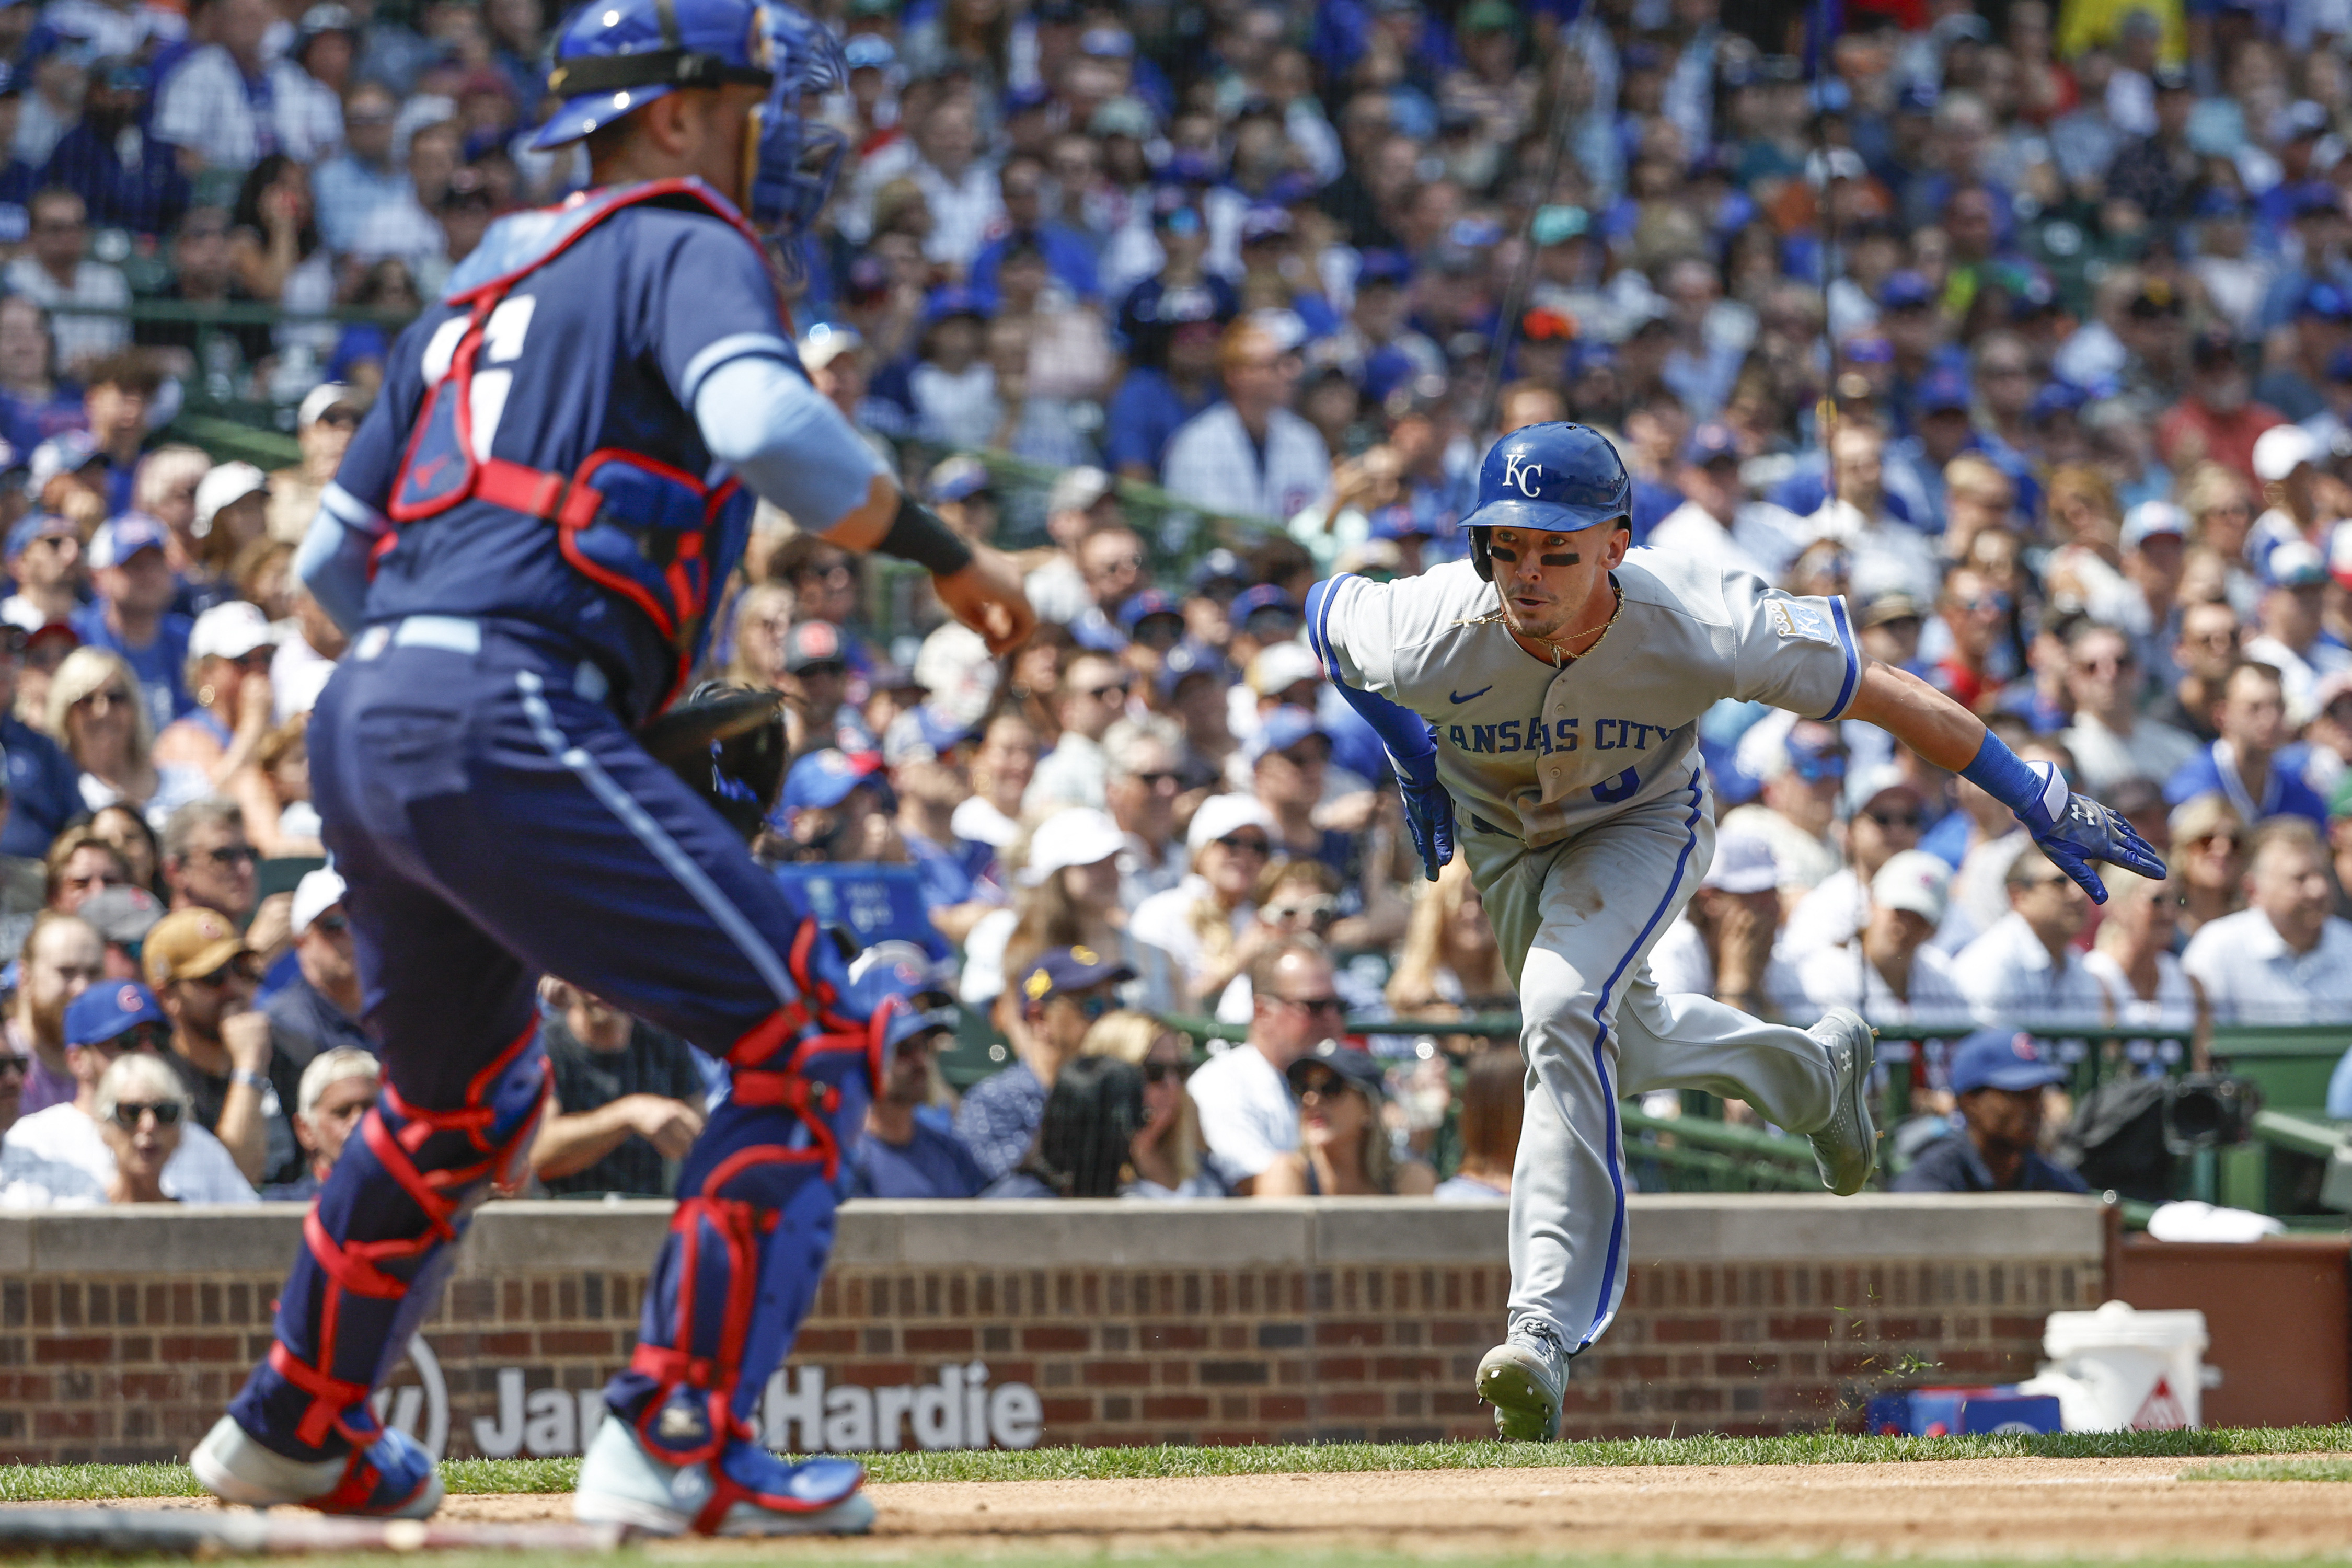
0,1195,2107,1464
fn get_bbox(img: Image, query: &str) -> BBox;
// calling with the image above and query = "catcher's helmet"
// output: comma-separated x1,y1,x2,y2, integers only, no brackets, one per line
533,0,847,241
1463,422,1632,581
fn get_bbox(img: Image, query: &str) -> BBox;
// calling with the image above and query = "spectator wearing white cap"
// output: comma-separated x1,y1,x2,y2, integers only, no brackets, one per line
1647,833,1804,1016
190,462,270,579
956,804,1132,1010
2247,423,2333,571
1129,793,1276,1014
2119,499,2190,688
2060,619,2201,799
1793,850,1968,1023
1951,845,2116,1028
798,325,897,466
261,868,370,1073
153,600,278,785
267,383,360,545
70,512,191,734
2243,540,2351,720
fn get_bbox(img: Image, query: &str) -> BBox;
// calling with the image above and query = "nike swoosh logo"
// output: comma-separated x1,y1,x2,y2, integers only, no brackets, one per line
1449,686,1492,705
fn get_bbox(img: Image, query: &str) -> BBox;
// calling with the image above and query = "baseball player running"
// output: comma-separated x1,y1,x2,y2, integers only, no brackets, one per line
189,0,1033,1535
1305,423,2161,1442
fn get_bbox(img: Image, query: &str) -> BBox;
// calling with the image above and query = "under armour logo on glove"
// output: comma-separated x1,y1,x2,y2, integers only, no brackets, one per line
2013,762,2168,904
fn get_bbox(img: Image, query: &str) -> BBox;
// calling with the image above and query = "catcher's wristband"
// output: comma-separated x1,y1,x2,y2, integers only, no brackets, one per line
877,494,976,578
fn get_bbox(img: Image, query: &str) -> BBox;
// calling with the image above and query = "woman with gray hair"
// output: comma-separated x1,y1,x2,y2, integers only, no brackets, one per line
94,1051,193,1204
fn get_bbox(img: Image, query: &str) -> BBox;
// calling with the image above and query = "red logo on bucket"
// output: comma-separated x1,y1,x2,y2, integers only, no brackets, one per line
2131,1375,2188,1431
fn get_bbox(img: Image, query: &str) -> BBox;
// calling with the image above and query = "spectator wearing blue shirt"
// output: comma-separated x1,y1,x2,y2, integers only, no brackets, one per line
0,621,80,858
968,152,1100,308
884,703,999,944
70,514,191,735
2164,659,2330,831
39,59,189,237
1890,1029,2091,1194
849,1005,985,1200
954,944,1129,1184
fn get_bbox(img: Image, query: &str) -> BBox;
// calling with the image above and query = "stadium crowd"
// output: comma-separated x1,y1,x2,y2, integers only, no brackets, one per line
0,0,2345,1205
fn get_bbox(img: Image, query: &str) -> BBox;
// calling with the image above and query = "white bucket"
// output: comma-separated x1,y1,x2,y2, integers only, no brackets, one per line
2017,1300,2210,1432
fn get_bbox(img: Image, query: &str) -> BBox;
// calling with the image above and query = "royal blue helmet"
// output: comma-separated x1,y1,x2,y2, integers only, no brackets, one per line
534,0,846,242
1462,422,1632,581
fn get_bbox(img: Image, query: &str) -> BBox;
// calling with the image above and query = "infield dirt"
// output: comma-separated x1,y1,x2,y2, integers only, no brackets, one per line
55,1457,2350,1560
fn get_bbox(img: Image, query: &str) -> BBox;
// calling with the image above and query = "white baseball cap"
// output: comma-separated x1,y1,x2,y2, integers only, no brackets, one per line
2122,500,2187,549
1186,793,1275,857
190,599,279,662
194,462,269,534
796,323,863,371
1701,833,1778,895
1248,641,1323,697
291,867,347,937
1047,466,1112,516
297,382,358,429
2254,423,2320,482
1017,806,1127,886
1872,849,1951,924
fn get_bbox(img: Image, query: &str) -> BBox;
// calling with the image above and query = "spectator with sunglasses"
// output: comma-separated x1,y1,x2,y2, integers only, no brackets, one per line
0,514,84,640
1081,1010,1219,1200
0,978,255,1205
1781,778,1931,963
7,910,101,1115
1952,846,2117,1028
2061,620,2200,799
263,869,370,1073
958,944,1133,1185
1186,935,1342,1194
1023,652,1130,814
49,647,210,832
776,621,879,765
159,798,258,923
1131,794,1277,1014
1258,1038,1435,1197
1930,568,2013,716
1103,723,1185,905
848,967,985,1200
1723,718,1850,904
144,904,299,1186
267,383,362,548
93,1052,194,1203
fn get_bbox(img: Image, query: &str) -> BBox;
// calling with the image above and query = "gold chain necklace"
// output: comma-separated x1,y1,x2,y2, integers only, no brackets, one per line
1543,577,1624,667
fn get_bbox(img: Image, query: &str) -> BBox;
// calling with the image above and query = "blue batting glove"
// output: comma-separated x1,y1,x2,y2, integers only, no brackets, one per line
1394,750,1456,882
2012,762,2167,904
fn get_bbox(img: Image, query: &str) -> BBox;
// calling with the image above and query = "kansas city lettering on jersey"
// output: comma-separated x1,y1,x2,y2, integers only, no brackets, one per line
1442,716,1678,755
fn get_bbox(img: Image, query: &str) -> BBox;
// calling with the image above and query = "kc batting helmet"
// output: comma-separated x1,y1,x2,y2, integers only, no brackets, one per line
1462,422,1632,582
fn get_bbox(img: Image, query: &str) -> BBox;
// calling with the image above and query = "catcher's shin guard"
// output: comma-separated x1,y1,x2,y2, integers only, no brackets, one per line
601,922,892,1530
224,1023,550,1467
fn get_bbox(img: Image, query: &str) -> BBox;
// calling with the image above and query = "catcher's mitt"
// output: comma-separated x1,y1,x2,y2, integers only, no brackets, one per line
640,682,788,842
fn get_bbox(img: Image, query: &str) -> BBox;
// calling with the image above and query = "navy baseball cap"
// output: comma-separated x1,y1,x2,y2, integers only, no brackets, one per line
924,285,988,326
2194,188,2247,221
1016,943,1134,1004
781,748,887,814
1285,1038,1386,1099
781,619,850,673
1949,1028,2066,1096
2031,378,2092,421
1356,249,1412,287
1251,705,1331,760
1156,638,1231,698
1880,270,1933,310
1231,584,1298,625
2293,182,2343,220
1681,422,1740,465
1918,368,1972,413
65,979,165,1048
1117,589,1183,631
1189,547,1249,595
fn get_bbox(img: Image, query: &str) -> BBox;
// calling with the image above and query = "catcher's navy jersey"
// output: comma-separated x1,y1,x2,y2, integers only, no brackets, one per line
328,195,797,722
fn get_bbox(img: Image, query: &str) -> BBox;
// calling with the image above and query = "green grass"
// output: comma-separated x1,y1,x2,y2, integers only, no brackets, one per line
6,1424,2352,1503
2179,1456,2352,1482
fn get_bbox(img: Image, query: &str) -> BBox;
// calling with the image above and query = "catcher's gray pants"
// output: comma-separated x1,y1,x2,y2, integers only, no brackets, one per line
1465,766,1838,1353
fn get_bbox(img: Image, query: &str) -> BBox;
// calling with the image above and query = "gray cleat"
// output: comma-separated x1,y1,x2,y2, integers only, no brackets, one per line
1807,1006,1880,1195
1475,1319,1571,1442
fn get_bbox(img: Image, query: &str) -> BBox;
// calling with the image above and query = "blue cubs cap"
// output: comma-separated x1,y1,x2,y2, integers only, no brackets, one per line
1117,589,1183,630
2195,188,2247,221
65,979,165,1048
1462,421,1631,537
1251,705,1331,761
1156,638,1231,698
843,32,894,68
1368,502,1440,540
5,511,73,560
926,453,992,504
2302,282,2352,322
1950,1029,2066,1096
781,748,887,814
2294,182,2343,219
1784,720,1848,783
2031,378,2093,420
1681,422,1740,465
1016,943,1134,1004
1841,334,1894,366
881,703,971,767
1918,369,1972,413
532,0,777,150
1231,584,1298,624
1188,547,1249,594
924,285,988,325
1879,270,1933,310
88,512,168,569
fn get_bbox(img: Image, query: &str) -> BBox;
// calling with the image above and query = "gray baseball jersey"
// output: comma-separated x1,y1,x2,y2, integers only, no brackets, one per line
1312,551,1865,846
